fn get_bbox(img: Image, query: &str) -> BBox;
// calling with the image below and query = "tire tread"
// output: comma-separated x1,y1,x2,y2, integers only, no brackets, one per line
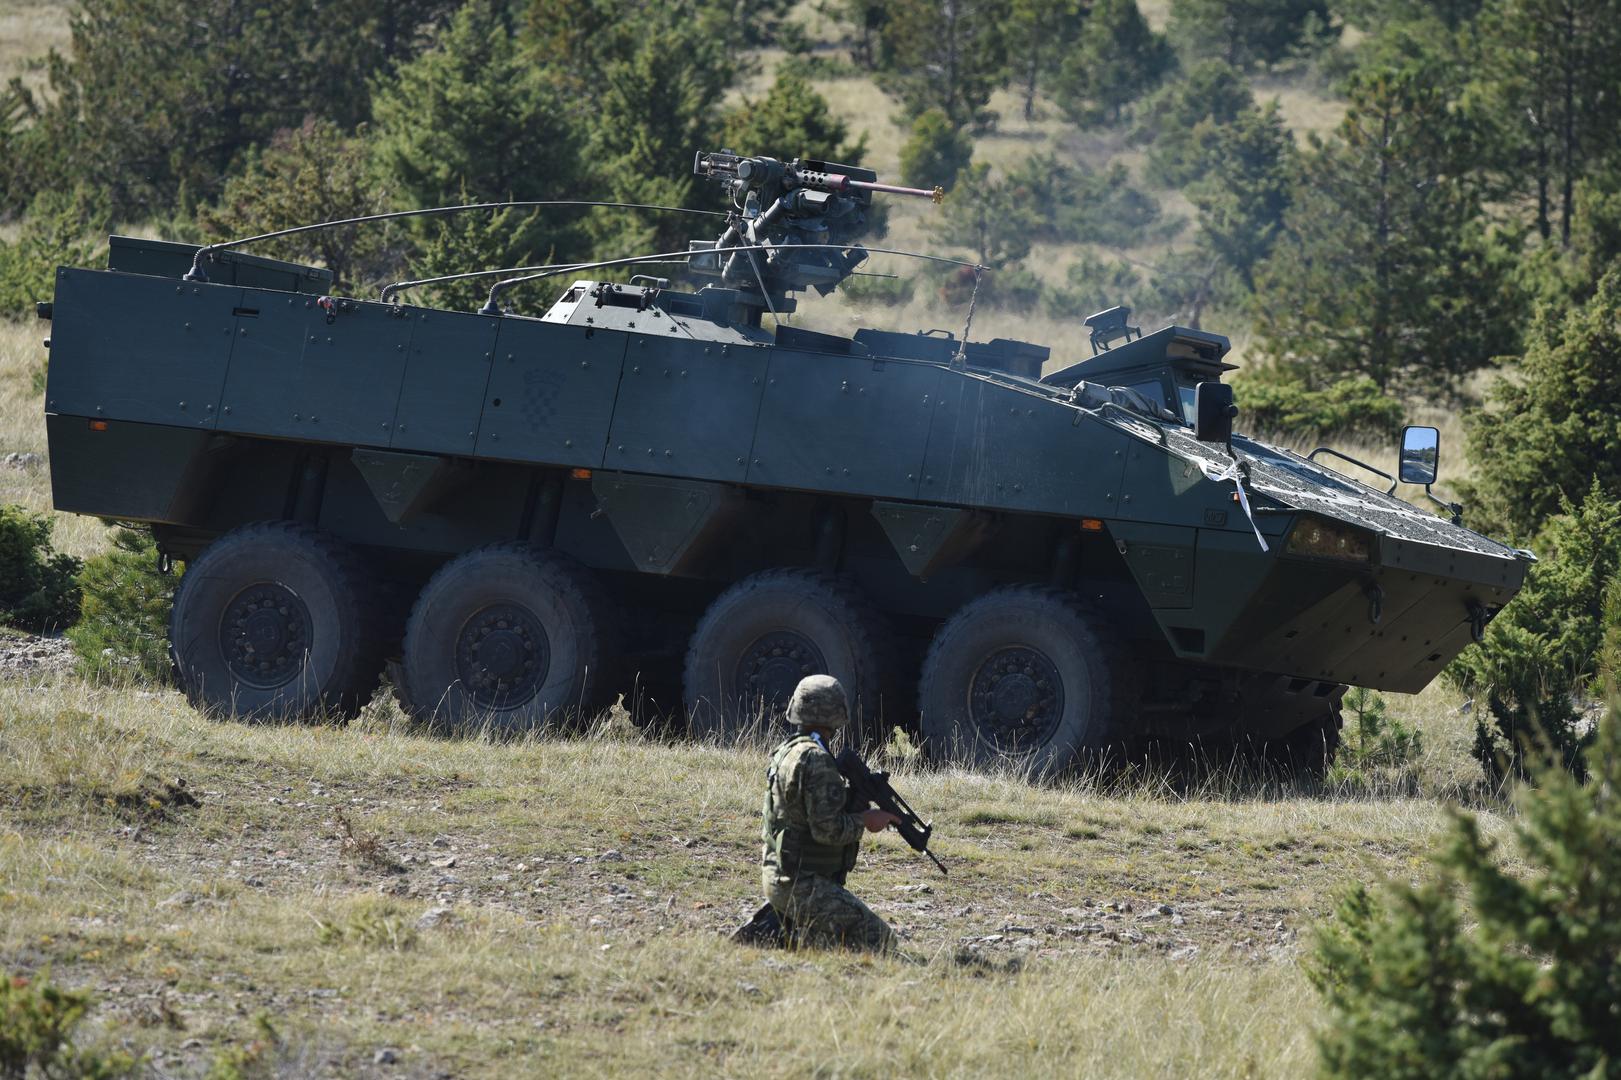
396,543,619,727
682,567,900,743
918,584,1141,766
169,520,386,720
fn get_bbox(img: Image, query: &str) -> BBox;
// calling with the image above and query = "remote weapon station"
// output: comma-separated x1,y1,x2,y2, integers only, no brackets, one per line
39,151,1530,772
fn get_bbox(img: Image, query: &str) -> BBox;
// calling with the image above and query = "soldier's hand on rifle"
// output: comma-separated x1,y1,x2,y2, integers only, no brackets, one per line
862,809,900,832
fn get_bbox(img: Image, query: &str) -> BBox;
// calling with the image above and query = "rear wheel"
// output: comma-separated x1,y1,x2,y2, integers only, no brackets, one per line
169,522,385,721
397,544,619,733
918,586,1135,776
682,569,898,745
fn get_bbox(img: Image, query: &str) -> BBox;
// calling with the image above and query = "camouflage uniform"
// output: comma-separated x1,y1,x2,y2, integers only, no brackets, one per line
759,676,896,953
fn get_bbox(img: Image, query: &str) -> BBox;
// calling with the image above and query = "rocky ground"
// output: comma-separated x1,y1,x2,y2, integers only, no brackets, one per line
0,630,74,675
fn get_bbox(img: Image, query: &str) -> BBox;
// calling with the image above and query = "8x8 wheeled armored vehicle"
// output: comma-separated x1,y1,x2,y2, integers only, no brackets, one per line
39,151,1531,773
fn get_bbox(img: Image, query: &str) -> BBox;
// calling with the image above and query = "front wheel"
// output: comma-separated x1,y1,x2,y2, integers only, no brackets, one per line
918,586,1135,777
169,522,386,721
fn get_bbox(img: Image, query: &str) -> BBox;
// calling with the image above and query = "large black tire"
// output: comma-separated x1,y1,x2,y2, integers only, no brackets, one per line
397,544,619,733
169,522,386,722
918,586,1136,776
682,569,898,745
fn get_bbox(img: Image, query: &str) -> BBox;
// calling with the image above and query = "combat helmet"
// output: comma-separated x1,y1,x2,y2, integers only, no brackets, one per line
787,674,849,730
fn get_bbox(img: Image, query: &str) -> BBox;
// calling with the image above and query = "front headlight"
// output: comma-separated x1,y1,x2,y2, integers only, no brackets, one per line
1285,517,1373,562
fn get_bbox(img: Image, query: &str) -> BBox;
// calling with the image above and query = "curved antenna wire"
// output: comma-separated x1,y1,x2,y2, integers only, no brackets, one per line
379,243,987,304
380,260,601,302
182,200,727,283
478,244,988,313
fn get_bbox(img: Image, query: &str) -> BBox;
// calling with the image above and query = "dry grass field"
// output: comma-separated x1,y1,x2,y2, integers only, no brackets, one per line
0,672,1507,1078
0,0,68,96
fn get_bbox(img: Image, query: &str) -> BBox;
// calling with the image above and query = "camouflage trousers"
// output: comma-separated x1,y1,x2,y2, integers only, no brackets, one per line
763,869,896,953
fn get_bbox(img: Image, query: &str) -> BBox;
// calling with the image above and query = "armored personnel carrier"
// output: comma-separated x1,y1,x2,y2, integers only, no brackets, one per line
39,151,1530,772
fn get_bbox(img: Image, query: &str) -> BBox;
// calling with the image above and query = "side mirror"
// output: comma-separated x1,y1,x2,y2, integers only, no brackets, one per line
1194,382,1237,443
1399,425,1439,485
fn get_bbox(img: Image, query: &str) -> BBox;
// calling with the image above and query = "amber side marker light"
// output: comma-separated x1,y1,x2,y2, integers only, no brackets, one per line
570,468,592,480
1080,518,1105,532
88,419,108,431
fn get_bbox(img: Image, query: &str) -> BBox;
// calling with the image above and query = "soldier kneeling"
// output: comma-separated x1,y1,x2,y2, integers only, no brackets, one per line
743,674,898,953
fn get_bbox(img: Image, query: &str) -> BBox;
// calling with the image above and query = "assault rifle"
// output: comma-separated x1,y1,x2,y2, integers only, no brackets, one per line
835,747,948,876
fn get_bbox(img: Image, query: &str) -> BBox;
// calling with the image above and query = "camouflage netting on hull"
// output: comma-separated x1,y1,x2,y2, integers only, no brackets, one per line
1159,427,1516,557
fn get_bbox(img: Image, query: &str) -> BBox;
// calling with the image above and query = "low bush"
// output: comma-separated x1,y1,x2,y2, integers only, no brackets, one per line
1310,694,1621,1078
0,505,81,633
0,186,106,322
1337,687,1422,769
1232,362,1404,442
898,109,972,191
66,526,178,685
1045,258,1143,321
0,969,138,1078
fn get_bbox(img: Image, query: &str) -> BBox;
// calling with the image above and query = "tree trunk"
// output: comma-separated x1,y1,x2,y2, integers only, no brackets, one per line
1024,41,1040,120
1560,1,1576,246
1372,103,1393,390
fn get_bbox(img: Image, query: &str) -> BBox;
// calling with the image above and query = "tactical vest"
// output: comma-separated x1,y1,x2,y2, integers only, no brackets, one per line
761,734,859,880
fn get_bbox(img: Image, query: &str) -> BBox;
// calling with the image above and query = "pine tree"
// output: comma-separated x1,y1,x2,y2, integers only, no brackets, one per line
1460,266,1621,539
931,162,1040,268
899,110,974,190
197,119,396,291
1251,65,1519,394
1474,0,1621,245
16,0,455,217
583,12,733,258
875,0,1010,128
1186,101,1296,290
824,0,890,69
1311,695,1621,1077
1132,60,1257,187
1450,481,1621,779
1168,0,1335,70
371,4,582,212
721,70,867,164
370,3,588,279
1006,0,1087,120
1051,0,1174,126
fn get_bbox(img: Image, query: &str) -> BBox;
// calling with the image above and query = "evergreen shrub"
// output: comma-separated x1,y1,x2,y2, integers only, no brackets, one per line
67,527,178,685
0,505,81,633
1311,691,1621,1078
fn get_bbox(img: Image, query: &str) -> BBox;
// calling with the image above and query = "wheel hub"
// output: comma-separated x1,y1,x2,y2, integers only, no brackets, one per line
968,646,1064,751
221,583,311,689
735,631,827,715
455,603,550,708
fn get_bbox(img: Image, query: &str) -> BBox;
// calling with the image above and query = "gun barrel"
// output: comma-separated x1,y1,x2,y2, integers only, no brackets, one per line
848,179,945,203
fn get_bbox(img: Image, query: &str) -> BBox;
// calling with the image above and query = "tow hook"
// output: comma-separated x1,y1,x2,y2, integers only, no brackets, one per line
1467,602,1488,643
1364,582,1384,626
